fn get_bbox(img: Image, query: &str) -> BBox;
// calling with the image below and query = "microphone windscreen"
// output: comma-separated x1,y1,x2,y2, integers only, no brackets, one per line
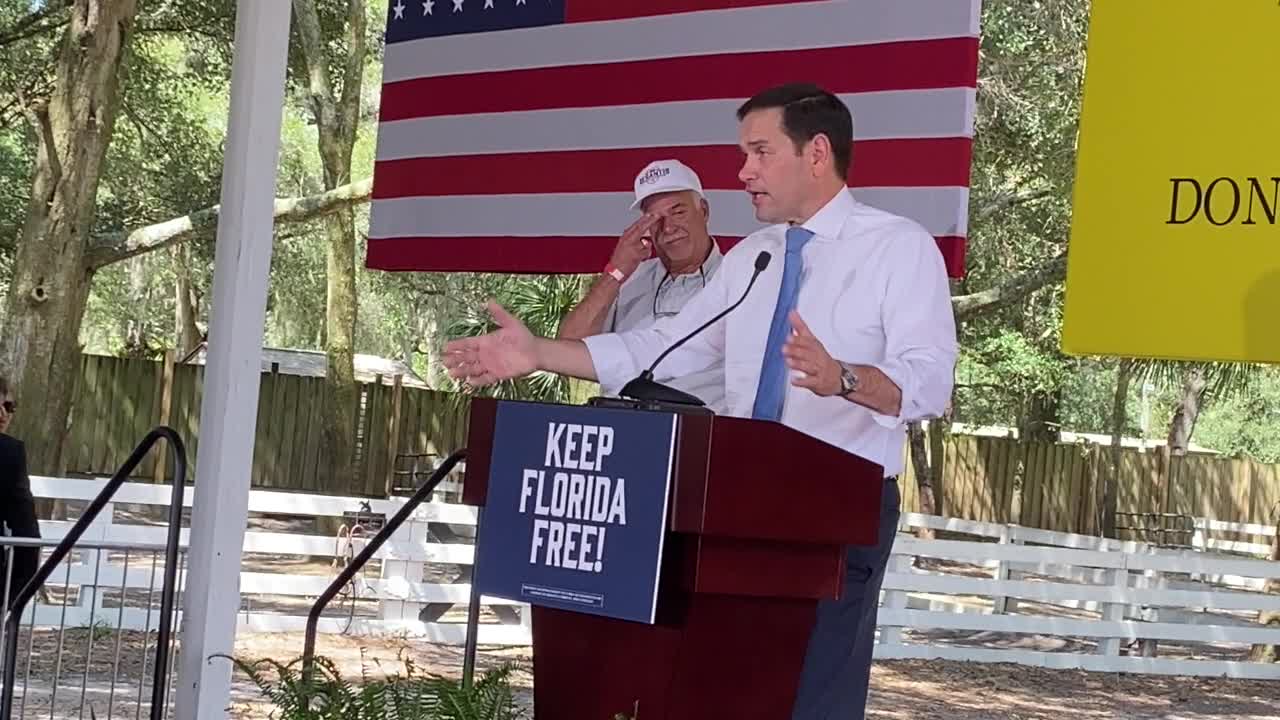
754,251,771,272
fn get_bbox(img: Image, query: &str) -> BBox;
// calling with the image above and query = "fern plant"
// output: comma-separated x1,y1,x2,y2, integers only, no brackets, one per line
232,653,526,720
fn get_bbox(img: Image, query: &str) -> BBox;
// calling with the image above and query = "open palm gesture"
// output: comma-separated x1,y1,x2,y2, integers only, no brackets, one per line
443,302,538,387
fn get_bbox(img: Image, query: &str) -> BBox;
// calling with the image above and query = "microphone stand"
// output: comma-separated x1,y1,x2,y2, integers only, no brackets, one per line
587,251,772,414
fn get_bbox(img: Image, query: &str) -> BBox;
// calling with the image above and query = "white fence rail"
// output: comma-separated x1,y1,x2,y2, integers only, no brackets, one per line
883,513,1280,679
23,477,1280,678
27,475,528,647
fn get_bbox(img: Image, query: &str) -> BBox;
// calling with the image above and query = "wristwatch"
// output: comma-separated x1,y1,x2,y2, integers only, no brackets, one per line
837,363,859,397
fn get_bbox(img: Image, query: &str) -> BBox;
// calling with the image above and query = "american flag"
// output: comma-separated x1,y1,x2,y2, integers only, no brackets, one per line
365,0,979,277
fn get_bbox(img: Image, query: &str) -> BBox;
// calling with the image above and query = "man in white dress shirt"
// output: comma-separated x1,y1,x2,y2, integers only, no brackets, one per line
557,159,725,412
444,83,957,719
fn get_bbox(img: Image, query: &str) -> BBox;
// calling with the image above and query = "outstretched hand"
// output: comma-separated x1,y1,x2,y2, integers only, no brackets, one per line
442,301,538,388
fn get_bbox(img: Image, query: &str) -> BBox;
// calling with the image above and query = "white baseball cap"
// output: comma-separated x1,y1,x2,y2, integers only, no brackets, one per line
630,159,705,210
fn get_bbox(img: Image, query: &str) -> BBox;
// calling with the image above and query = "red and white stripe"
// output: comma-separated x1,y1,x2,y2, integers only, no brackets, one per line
367,0,980,276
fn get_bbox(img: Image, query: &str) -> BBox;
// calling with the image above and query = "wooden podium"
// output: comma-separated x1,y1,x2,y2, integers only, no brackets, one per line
462,397,884,719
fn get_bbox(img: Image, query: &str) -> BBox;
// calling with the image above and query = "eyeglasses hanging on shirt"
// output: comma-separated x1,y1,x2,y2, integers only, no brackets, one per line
653,265,708,319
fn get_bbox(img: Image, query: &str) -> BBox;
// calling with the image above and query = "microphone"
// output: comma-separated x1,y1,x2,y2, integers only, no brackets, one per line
616,251,772,408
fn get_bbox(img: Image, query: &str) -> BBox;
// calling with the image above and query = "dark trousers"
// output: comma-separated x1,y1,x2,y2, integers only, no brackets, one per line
791,477,901,719
2,540,38,607
2,542,40,613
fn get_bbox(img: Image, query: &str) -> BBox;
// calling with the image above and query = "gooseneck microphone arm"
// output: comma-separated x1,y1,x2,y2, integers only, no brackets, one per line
618,251,772,407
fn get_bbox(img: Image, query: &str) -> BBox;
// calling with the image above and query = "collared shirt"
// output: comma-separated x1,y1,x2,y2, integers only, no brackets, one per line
584,189,957,477
599,242,726,411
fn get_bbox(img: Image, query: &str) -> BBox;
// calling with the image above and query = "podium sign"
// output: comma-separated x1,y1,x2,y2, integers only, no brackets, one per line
472,401,677,624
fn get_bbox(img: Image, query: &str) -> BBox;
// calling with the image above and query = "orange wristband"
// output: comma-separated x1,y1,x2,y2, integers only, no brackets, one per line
604,263,626,283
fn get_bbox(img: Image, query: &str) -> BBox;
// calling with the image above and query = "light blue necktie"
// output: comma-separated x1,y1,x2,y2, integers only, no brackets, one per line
751,226,814,421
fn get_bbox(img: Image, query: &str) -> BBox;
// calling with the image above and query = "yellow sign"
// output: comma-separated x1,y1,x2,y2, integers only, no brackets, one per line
1061,0,1280,364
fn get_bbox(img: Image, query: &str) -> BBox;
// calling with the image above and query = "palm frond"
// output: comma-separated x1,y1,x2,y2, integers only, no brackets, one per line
443,274,590,404
1129,359,1261,399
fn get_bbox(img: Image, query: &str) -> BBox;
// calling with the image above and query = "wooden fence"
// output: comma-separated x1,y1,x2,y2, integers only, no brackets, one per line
896,435,1280,544
59,354,1280,534
65,353,469,497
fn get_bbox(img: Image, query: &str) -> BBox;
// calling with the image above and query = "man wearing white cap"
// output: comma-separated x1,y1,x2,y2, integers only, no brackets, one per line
557,159,725,412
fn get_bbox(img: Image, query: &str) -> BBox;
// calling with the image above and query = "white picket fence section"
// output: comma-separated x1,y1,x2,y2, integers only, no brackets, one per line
881,513,1280,679
22,476,1280,679
26,475,528,646
1193,517,1277,558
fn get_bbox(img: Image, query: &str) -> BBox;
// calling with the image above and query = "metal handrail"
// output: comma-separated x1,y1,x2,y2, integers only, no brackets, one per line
0,537,181,553
1,427,188,720
301,448,468,691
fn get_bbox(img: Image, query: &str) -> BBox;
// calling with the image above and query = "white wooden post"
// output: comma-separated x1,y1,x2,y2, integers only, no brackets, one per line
878,552,912,646
173,2,292,718
991,524,1020,615
1190,518,1206,583
1138,547,1165,657
1097,566,1129,657
381,516,429,624
75,504,114,621
519,601,533,637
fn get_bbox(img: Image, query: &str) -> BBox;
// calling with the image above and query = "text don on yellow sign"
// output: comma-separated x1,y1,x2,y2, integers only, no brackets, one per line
1062,0,1280,364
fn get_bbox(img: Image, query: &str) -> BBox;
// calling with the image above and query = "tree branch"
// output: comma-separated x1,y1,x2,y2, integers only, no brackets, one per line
122,101,164,146
338,0,367,138
0,1,71,48
84,177,373,271
975,189,1052,223
133,24,222,39
16,85,62,190
290,0,339,139
951,254,1068,322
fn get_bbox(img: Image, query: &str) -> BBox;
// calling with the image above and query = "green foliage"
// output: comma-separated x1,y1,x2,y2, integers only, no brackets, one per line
954,0,1092,431
0,0,65,282
82,29,230,355
955,329,1070,426
233,654,525,720
446,275,590,403
1187,367,1280,462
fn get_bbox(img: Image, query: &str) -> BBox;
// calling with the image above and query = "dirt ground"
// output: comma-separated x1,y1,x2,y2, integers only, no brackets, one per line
223,632,1280,720
15,628,1274,719
864,660,1279,719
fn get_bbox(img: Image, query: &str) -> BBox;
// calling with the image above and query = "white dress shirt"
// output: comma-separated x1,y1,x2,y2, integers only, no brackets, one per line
599,243,726,412
583,189,957,477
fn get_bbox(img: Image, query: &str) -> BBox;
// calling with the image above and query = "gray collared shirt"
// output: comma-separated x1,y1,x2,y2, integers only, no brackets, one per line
601,243,726,411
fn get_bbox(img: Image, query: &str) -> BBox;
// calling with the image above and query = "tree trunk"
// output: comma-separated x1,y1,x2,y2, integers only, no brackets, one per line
122,254,152,357
927,416,946,517
292,0,366,490
322,205,359,485
174,243,202,353
908,422,936,540
1166,367,1207,454
1103,360,1132,538
0,0,139,475
1138,366,1208,658
1153,367,1207,517
1020,389,1061,443
1248,503,1280,662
